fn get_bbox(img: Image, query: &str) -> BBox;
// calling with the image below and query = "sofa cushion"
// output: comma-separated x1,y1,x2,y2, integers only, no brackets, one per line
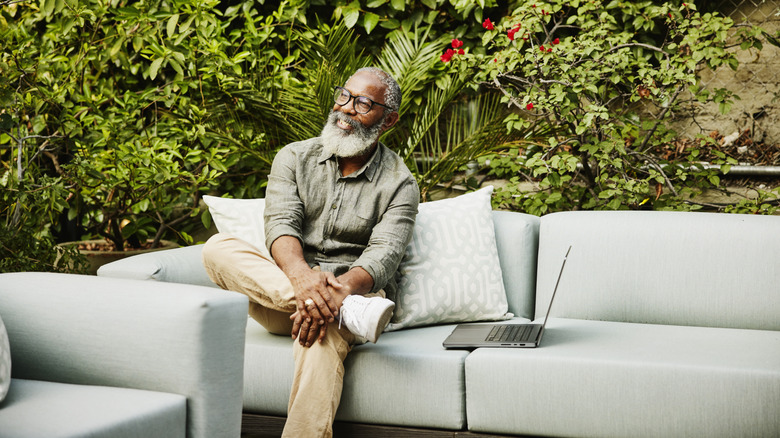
242,320,470,430
536,211,780,330
0,379,186,438
465,318,780,437
202,195,270,258
0,312,9,402
387,186,511,331
491,210,539,319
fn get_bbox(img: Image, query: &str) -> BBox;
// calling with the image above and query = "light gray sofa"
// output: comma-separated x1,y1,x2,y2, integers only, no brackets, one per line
0,272,248,438
96,210,780,437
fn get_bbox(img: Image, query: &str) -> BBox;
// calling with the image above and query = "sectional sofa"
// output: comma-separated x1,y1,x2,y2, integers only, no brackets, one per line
95,206,780,437
0,272,248,438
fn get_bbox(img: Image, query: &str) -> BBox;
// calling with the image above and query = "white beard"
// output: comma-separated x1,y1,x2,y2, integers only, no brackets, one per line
320,111,385,158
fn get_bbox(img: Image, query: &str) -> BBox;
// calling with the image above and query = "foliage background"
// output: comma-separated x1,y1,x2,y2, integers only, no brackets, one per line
1,0,778,272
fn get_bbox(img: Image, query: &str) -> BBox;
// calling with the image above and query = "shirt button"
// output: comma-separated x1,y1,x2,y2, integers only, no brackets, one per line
331,204,337,209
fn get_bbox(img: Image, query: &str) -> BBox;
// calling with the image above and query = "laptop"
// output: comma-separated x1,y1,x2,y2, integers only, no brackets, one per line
442,246,571,349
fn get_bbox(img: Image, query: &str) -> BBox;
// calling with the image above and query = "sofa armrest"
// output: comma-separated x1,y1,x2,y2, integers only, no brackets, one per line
97,244,217,288
0,272,248,438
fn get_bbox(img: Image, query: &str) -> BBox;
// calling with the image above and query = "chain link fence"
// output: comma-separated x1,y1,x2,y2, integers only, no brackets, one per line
673,0,780,156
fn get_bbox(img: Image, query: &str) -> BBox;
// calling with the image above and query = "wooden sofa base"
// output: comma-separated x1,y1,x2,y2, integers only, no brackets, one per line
241,413,528,437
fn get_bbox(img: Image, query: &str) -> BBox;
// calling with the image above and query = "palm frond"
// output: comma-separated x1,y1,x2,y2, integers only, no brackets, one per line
377,26,448,116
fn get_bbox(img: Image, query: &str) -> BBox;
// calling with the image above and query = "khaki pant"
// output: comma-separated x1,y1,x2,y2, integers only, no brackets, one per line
201,233,363,438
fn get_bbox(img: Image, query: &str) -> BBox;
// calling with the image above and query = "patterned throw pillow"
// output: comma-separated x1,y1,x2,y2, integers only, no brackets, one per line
0,312,11,402
386,186,511,331
202,196,271,259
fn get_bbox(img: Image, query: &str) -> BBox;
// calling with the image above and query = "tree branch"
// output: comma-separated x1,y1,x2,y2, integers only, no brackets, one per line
638,85,683,153
608,42,667,54
628,151,679,197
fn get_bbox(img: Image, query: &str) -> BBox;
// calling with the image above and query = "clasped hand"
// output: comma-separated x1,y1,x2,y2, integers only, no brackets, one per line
289,268,349,347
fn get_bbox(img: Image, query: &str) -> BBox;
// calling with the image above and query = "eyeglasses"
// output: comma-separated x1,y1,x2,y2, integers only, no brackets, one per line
333,86,395,114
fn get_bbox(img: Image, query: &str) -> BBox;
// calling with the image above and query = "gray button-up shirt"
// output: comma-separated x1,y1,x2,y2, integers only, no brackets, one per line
264,137,419,297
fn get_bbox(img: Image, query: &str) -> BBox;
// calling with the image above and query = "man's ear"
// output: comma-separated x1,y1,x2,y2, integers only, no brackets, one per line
381,111,399,133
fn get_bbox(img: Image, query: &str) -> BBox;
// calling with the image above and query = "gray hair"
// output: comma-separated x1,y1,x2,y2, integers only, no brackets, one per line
347,67,402,112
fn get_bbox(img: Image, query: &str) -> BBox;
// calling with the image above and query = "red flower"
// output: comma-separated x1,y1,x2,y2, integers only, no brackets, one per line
540,45,545,51
526,103,534,110
451,39,464,49
507,26,521,41
547,47,552,52
440,48,455,63
483,18,494,30
458,49,465,55
553,38,560,45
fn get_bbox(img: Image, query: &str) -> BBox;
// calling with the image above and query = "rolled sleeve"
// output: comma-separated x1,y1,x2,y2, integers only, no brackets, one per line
352,178,419,293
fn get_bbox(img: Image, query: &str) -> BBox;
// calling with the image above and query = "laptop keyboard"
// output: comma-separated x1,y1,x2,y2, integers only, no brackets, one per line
486,324,533,342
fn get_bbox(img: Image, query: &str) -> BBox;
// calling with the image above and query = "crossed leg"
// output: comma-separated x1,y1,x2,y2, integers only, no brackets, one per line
202,233,356,438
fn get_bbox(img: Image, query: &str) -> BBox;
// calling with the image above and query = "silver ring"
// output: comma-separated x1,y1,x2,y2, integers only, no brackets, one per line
304,299,314,307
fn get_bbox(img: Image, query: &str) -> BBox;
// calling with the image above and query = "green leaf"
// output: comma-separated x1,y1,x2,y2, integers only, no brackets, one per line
149,58,164,80
201,209,213,230
62,18,76,35
211,159,228,172
380,18,401,29
709,175,720,186
343,5,360,28
110,37,124,57
233,51,251,61
364,12,380,34
390,0,405,11
32,115,47,134
133,36,144,52
43,0,55,16
116,7,140,17
169,58,183,76
763,31,780,48
180,15,195,34
167,14,179,38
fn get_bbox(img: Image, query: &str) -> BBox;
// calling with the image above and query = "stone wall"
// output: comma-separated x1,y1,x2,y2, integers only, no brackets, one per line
672,0,780,147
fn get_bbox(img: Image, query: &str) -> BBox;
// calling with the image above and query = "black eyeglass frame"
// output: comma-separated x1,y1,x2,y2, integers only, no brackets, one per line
332,86,396,114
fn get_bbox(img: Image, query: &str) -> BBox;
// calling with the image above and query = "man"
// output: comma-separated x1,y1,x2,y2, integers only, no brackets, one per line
201,67,419,437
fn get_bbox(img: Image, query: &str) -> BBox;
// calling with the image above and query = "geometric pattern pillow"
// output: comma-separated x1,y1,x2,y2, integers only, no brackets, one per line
386,186,511,331
202,195,271,259
0,312,10,402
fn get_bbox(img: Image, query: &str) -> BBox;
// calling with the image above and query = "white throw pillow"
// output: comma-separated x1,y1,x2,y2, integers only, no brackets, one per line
0,312,11,402
386,186,511,331
202,195,271,259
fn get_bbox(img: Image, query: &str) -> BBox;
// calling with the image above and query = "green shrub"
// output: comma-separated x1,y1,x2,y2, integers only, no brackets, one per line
450,0,771,214
0,225,88,273
0,0,253,258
